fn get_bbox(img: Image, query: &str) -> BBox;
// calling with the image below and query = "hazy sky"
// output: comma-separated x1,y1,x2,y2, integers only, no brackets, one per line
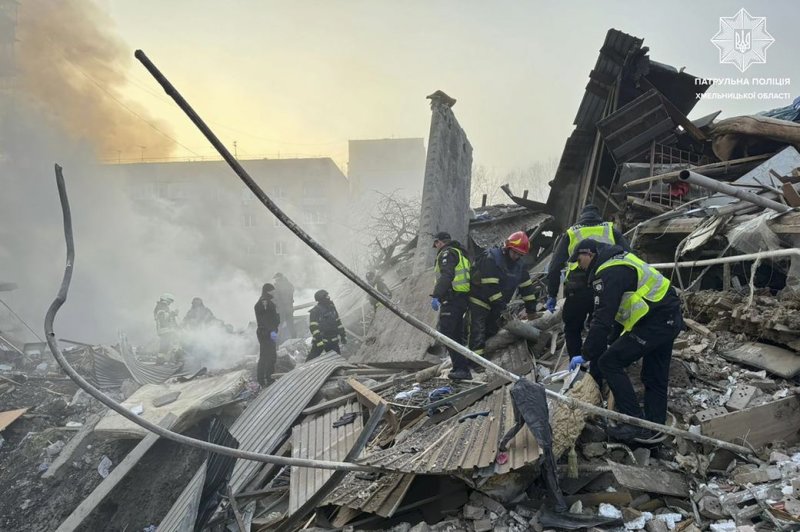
105,1,798,172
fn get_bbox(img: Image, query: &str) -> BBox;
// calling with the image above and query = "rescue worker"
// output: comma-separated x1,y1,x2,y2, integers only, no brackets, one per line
255,283,280,386
154,293,179,360
467,231,538,379
429,231,472,380
545,204,630,361
569,238,683,441
182,297,216,329
365,270,392,308
308,290,346,360
273,272,296,339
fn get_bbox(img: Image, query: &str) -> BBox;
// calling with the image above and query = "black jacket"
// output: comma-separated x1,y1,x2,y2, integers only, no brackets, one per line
432,240,469,301
546,211,630,298
255,294,280,333
581,243,681,361
309,300,345,342
471,247,537,313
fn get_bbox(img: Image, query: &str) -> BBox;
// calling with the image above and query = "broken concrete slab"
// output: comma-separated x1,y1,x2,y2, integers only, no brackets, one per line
94,370,248,439
722,342,800,379
725,384,759,411
606,462,689,498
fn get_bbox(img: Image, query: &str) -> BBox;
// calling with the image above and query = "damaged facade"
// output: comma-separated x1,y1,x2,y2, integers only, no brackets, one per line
5,25,800,532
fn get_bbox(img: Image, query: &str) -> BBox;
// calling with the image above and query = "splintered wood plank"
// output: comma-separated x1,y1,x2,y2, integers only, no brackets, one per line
701,396,800,449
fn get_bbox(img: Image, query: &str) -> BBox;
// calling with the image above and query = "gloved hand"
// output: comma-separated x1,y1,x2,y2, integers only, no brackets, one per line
340,335,347,345
430,298,441,311
270,331,278,342
545,297,557,313
569,355,585,371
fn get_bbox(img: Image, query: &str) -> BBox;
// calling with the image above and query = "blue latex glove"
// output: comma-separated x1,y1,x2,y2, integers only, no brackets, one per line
545,297,557,313
569,355,585,371
431,298,441,311
270,331,278,341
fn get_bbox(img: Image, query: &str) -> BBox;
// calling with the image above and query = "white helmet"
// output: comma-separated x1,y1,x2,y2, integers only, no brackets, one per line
160,293,175,304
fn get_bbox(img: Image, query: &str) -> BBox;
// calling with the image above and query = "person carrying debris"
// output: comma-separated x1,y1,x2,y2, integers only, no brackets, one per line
308,289,346,360
273,272,296,340
365,270,392,308
154,293,179,360
255,283,280,386
182,297,216,329
545,204,630,361
569,238,683,441
430,231,472,380
466,231,537,380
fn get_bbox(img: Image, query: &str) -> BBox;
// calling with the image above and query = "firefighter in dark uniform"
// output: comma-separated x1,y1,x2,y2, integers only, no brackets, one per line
254,283,280,386
569,238,683,441
308,290,346,360
467,231,538,377
545,204,630,361
429,231,472,380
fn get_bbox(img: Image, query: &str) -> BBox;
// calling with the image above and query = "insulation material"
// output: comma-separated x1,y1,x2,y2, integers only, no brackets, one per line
550,374,602,459
726,212,783,256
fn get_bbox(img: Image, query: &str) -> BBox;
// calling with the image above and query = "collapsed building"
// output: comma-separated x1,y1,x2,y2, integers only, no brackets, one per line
3,27,800,532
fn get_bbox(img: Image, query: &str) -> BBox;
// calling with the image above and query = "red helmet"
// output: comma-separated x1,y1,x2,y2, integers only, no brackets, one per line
504,231,530,255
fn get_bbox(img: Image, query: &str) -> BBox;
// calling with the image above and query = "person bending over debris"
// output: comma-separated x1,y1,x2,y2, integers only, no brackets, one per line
467,231,537,379
430,231,472,380
308,289,346,360
545,204,630,360
255,283,280,386
365,270,392,308
570,238,683,441
182,297,216,329
154,293,179,361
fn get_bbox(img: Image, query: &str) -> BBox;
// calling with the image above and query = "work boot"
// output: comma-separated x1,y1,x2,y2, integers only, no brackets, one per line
606,423,654,443
448,368,472,381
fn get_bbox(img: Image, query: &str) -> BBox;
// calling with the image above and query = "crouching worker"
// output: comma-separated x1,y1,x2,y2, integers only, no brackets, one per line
569,238,683,441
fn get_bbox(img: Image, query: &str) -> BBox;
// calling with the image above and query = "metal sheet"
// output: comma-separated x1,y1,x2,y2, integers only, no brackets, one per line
470,211,552,250
228,352,347,493
118,334,181,385
289,402,363,514
356,374,541,475
324,471,415,518
702,146,800,208
156,462,207,532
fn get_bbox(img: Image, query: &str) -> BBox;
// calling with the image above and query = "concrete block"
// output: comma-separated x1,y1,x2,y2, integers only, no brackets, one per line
734,469,771,485
725,385,759,411
463,505,485,520
692,406,729,423
472,519,493,532
582,442,607,458
645,520,669,532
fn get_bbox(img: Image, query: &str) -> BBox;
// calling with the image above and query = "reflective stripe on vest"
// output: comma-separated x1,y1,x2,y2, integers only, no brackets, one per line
565,222,616,274
435,247,471,293
596,252,670,333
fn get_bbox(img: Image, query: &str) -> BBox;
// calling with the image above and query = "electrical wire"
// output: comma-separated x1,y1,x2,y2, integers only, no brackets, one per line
0,297,44,342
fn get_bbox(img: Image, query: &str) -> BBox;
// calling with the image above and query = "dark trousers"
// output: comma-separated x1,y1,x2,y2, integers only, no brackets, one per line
256,329,277,385
467,300,502,357
594,307,683,424
562,287,594,357
308,338,340,361
278,307,296,339
438,294,469,371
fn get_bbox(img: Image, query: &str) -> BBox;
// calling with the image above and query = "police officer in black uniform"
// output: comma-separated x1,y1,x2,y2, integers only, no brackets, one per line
430,231,472,380
254,283,280,386
570,239,683,441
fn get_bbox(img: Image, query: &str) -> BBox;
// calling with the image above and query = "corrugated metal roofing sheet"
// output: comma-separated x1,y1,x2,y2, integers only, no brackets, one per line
119,334,181,385
156,462,207,532
470,212,552,250
228,352,347,494
356,374,541,475
324,471,414,518
289,401,364,514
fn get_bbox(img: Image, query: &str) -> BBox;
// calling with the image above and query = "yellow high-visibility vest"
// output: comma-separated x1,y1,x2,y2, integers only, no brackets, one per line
435,247,471,293
565,222,616,275
596,252,670,333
